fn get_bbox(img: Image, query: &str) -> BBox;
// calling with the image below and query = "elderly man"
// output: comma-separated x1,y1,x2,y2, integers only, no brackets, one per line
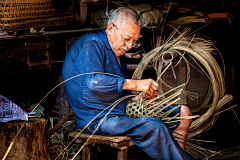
62,7,195,160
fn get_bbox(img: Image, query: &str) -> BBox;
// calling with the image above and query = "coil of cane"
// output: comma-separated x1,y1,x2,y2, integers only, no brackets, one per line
132,28,232,137
169,45,226,135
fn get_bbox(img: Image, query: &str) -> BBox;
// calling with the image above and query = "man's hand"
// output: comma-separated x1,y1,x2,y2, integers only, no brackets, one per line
123,79,159,95
132,90,160,101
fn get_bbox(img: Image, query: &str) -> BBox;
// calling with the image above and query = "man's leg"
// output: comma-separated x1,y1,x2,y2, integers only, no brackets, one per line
172,105,192,150
88,115,195,160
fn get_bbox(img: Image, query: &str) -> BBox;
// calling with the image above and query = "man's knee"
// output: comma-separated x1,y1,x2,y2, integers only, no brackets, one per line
140,116,166,131
178,105,192,128
180,105,192,117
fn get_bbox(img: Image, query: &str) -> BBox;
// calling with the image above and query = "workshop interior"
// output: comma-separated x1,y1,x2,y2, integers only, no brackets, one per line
0,0,240,159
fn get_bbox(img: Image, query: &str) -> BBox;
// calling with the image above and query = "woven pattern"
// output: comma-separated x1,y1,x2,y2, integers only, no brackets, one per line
0,0,74,31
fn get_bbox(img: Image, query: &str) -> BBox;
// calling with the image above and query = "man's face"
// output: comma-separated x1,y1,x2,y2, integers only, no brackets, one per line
106,19,141,57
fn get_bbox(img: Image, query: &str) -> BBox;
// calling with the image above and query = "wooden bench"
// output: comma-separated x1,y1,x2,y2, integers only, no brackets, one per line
68,132,135,160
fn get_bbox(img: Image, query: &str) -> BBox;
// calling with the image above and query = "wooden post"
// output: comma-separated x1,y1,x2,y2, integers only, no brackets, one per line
178,60,187,105
82,144,91,160
0,118,51,160
117,146,128,160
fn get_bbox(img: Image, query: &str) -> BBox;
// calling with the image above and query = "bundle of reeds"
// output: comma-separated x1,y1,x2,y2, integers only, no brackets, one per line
130,26,235,159
132,26,232,134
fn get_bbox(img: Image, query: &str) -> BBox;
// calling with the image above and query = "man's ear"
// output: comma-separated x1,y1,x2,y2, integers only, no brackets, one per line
106,23,114,36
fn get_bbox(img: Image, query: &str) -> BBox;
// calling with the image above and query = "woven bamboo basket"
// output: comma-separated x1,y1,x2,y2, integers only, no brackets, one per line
0,0,74,31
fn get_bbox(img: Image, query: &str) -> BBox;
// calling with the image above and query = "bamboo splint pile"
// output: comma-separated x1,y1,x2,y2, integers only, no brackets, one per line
130,26,234,158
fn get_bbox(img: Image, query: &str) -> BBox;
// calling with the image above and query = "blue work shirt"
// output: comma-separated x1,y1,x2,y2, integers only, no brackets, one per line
62,29,130,129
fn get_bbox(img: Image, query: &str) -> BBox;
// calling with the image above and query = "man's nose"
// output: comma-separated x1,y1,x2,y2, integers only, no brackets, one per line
126,41,134,49
125,44,132,50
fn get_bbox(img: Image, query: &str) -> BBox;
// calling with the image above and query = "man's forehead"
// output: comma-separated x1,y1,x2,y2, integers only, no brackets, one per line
120,26,141,39
121,33,140,39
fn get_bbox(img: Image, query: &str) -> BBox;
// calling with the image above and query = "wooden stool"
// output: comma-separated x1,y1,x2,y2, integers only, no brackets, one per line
68,132,135,160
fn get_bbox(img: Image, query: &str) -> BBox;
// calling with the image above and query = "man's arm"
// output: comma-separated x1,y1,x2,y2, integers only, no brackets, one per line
74,40,126,94
123,79,159,95
74,40,159,95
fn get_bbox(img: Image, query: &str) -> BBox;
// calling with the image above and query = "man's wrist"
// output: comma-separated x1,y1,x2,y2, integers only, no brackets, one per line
123,79,137,90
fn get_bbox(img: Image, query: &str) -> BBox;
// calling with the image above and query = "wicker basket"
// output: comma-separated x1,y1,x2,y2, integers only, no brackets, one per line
0,0,75,31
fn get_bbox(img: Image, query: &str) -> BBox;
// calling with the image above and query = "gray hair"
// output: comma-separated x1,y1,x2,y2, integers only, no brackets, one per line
107,7,141,27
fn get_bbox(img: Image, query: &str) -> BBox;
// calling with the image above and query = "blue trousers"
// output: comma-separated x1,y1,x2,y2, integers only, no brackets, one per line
87,116,195,160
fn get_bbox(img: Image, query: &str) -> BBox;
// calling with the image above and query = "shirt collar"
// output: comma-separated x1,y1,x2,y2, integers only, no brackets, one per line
98,29,112,50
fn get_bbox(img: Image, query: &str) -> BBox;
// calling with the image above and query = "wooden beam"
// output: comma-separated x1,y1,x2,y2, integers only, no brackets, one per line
45,109,74,138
